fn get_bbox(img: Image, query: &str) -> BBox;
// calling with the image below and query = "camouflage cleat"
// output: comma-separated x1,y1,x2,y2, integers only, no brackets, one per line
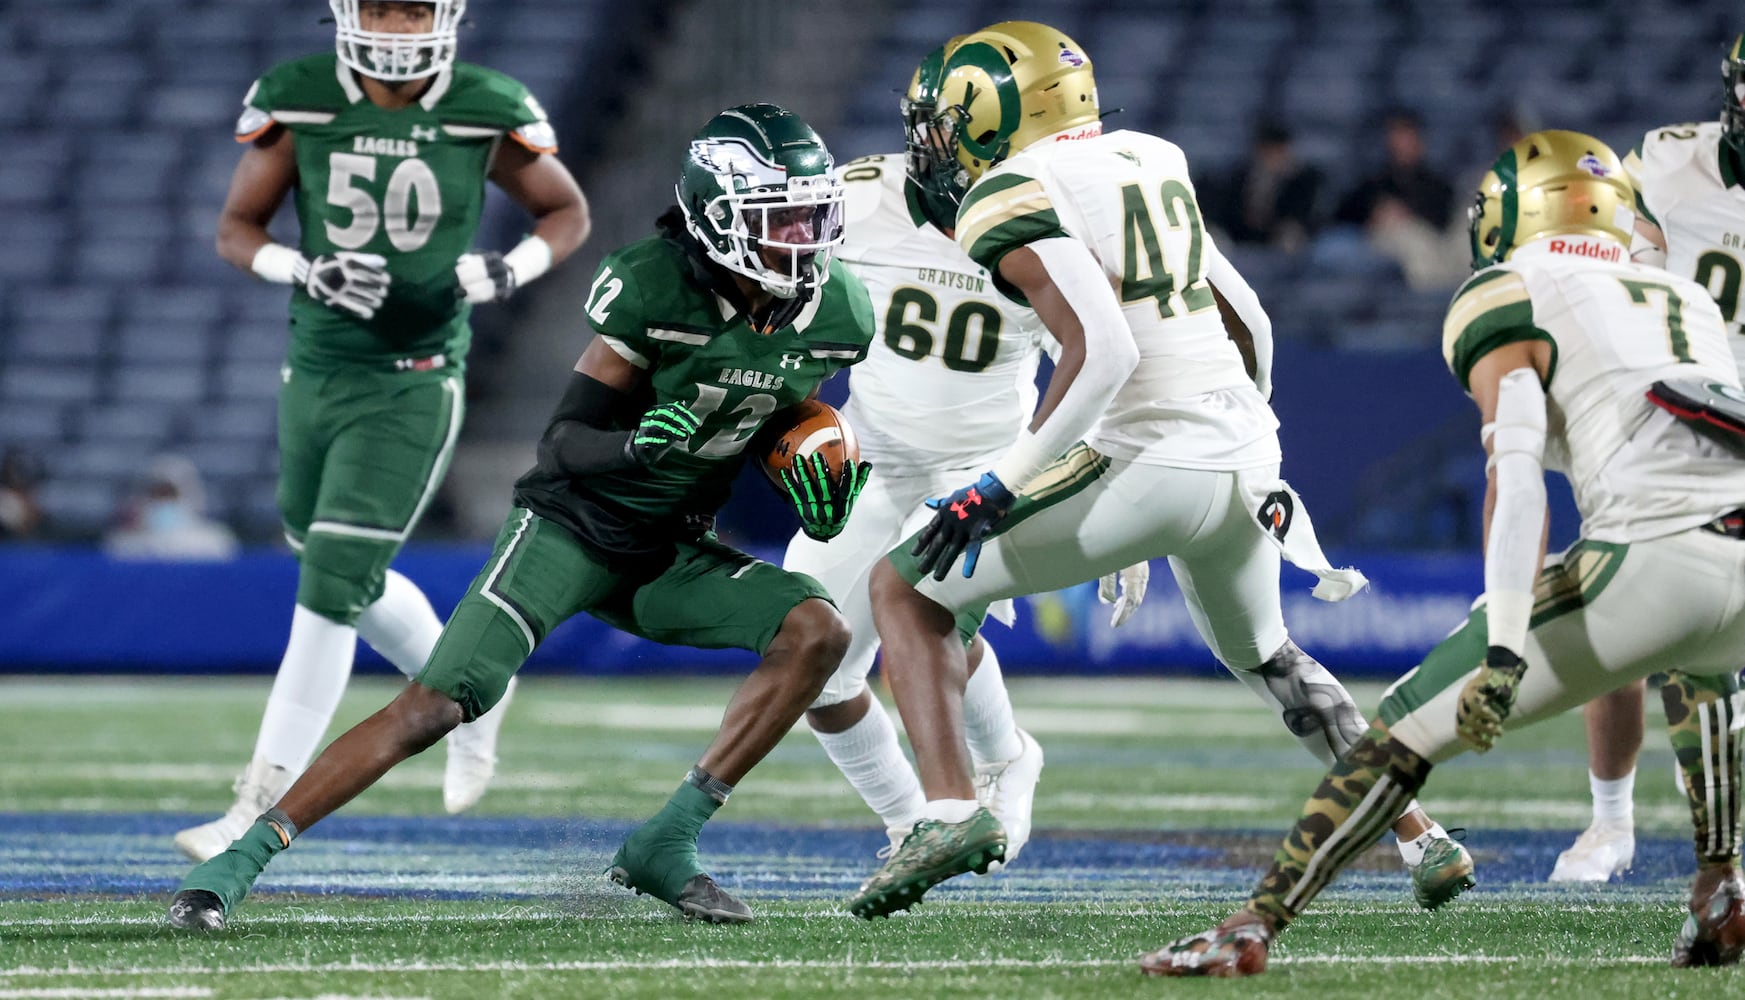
848,807,1005,919
166,889,226,932
1409,832,1475,911
1671,871,1745,967
1139,915,1274,978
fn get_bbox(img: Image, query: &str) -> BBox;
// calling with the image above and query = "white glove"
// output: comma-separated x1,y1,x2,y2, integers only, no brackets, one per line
300,252,390,320
1097,561,1150,628
455,251,516,304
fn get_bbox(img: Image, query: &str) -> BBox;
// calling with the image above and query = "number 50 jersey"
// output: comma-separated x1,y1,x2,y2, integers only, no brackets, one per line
833,155,1047,475
237,54,556,371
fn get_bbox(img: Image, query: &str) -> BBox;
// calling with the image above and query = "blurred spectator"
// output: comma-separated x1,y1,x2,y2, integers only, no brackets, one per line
1201,120,1326,252
105,455,238,561
1333,108,1466,291
1334,108,1456,229
0,447,45,540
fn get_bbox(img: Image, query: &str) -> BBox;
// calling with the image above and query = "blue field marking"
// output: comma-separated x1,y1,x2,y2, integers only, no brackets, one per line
0,813,1703,905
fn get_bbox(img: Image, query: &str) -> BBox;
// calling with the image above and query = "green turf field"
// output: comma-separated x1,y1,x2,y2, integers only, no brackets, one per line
2,674,1738,998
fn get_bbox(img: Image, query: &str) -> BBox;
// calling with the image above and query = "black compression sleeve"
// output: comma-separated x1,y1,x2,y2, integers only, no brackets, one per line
537,372,638,476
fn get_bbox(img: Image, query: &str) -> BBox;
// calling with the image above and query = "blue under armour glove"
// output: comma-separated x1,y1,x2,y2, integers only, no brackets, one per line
911,471,1016,581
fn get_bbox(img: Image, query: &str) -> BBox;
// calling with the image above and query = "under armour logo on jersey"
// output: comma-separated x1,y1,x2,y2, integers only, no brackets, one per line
779,352,805,370
411,125,439,142
1257,490,1294,541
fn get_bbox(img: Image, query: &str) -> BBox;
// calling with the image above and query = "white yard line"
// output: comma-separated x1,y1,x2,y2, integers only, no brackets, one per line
0,990,212,998
0,954,1672,978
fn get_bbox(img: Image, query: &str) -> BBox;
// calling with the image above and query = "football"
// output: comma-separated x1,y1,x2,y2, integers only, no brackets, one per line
759,400,860,486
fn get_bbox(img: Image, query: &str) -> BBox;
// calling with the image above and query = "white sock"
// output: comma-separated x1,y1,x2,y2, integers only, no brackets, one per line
923,798,979,824
1591,770,1635,827
963,643,1023,765
252,604,358,774
356,569,443,679
1396,815,1445,865
812,697,926,831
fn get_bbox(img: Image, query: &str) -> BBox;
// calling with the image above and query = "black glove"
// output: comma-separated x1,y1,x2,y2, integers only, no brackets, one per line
911,471,1016,581
781,452,872,542
456,251,516,304
622,401,702,466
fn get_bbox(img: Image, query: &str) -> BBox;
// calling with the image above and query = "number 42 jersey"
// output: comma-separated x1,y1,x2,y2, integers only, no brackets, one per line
237,54,557,371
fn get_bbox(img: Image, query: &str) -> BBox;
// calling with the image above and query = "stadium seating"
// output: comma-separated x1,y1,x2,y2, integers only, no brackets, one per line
0,0,1735,550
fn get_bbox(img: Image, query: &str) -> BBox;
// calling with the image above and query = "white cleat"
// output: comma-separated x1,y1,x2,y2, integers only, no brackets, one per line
173,756,293,863
974,728,1043,873
443,676,517,814
1549,820,1635,882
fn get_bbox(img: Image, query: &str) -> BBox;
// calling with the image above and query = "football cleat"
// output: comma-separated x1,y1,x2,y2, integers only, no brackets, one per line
848,807,1005,919
1409,831,1476,910
1549,820,1634,883
173,757,292,863
974,728,1043,873
1672,871,1745,967
1139,914,1274,978
443,675,517,814
606,866,752,924
166,889,226,932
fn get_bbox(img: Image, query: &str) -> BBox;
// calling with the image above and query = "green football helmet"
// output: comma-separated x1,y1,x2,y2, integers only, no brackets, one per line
677,104,845,299
330,0,464,82
1724,34,1745,154
902,39,966,231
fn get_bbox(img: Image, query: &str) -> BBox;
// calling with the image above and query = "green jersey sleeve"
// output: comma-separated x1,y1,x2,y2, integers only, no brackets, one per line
583,249,660,370
954,171,1069,274
234,54,346,141
1441,268,1556,391
440,64,557,154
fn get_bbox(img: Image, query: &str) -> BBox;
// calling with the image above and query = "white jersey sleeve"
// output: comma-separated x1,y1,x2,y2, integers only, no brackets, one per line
831,155,1046,474
952,128,1279,470
1443,238,1745,543
1625,122,1745,371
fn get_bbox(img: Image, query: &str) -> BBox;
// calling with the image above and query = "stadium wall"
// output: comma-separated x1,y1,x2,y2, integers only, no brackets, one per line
0,546,1482,678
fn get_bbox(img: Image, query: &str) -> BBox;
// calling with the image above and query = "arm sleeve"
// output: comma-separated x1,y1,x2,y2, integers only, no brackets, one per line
989,236,1140,489
1205,239,1274,399
537,372,637,476
1482,368,1548,658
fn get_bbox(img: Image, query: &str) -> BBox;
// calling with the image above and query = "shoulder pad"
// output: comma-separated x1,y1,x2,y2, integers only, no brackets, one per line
1443,267,1537,390
956,170,1064,272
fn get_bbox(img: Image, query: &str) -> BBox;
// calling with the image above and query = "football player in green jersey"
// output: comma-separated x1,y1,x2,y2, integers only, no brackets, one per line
167,103,876,931
174,0,590,863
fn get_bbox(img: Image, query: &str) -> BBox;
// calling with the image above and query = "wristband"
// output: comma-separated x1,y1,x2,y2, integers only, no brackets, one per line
504,235,554,288
251,243,306,284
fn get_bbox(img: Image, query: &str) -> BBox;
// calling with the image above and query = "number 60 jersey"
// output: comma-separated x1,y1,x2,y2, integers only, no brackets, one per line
236,53,556,372
833,155,1048,475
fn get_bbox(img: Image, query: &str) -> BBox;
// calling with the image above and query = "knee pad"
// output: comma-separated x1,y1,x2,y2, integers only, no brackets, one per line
296,531,394,625
1236,639,1367,762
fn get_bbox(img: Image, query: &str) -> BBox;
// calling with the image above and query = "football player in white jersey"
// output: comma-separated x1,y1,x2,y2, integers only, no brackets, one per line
1548,35,1745,883
846,22,1472,919
1146,130,1745,979
790,46,1154,868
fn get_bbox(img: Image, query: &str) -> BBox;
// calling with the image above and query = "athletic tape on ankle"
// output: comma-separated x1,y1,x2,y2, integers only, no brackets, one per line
261,807,300,848
685,766,734,804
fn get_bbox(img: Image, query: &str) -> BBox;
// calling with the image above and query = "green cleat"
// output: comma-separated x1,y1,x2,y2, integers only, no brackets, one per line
606,827,752,924
1409,832,1476,910
848,807,1006,919
165,846,269,932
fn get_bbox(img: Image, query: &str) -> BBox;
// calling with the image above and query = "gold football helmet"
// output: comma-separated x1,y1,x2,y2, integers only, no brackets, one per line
1467,129,1634,269
922,21,1099,204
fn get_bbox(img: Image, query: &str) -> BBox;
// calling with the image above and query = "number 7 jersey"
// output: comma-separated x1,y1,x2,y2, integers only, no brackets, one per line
237,54,557,371
1441,239,1745,543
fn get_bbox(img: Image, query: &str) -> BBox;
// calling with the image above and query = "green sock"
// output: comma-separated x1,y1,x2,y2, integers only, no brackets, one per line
612,782,722,903
177,817,292,914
